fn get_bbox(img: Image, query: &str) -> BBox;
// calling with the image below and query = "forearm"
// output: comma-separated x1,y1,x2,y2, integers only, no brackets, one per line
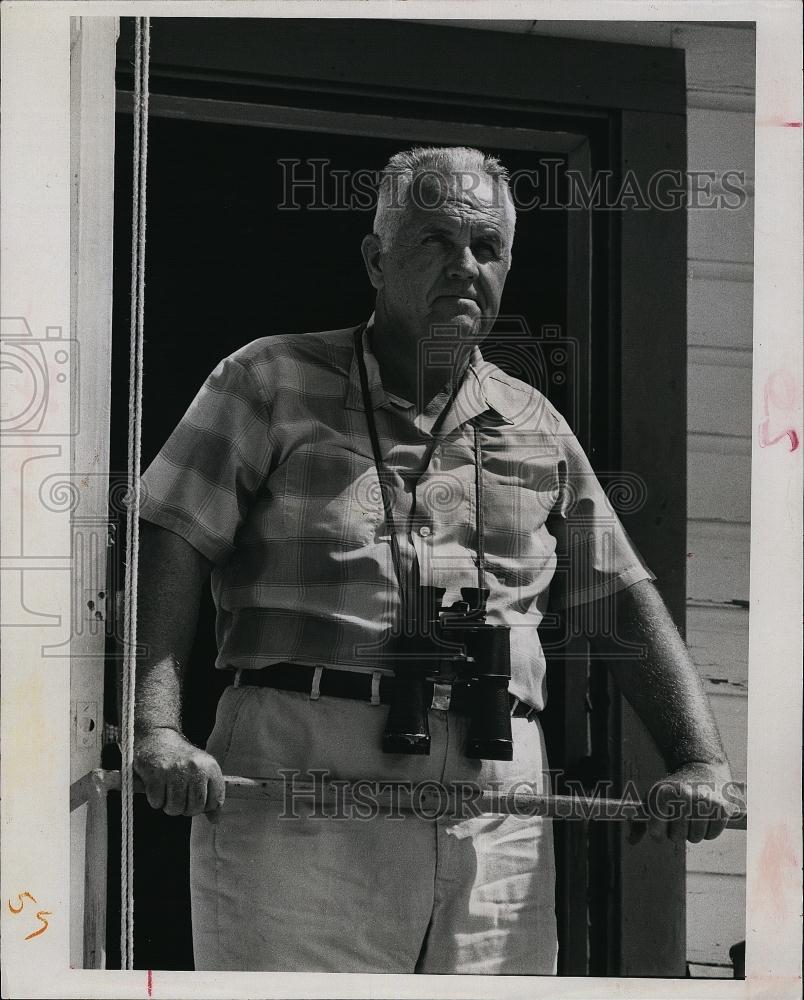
590,579,728,773
134,521,211,738
131,522,223,817
135,656,185,737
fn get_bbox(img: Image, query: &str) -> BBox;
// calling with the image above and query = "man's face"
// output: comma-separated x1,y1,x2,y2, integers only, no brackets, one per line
370,171,515,342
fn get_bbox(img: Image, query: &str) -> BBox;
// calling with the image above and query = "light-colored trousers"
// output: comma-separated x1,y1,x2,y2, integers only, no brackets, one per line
190,684,558,974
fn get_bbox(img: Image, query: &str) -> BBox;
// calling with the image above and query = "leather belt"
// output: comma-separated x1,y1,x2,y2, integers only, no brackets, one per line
232,663,537,718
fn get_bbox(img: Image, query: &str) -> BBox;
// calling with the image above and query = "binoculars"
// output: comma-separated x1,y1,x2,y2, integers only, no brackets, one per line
382,586,513,761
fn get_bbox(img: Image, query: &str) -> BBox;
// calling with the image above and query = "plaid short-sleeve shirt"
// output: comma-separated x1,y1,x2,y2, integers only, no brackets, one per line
139,320,653,710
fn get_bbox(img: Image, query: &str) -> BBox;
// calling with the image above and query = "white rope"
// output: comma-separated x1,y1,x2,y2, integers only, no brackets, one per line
121,16,150,971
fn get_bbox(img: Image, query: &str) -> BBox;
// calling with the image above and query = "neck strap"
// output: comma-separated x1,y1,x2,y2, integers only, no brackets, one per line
353,324,488,616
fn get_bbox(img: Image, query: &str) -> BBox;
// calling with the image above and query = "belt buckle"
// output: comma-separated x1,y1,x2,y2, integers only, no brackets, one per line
510,696,536,720
431,682,452,712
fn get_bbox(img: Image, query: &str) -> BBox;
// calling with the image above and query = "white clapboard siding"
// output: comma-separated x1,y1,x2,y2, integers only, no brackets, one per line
678,20,754,976
687,108,755,177
673,24,756,94
687,604,749,687
688,269,754,352
688,352,753,437
708,690,748,783
686,521,750,604
686,871,747,967
688,829,747,876
688,193,754,264
688,445,752,524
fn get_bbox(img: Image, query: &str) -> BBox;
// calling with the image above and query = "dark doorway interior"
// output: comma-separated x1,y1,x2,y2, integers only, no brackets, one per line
104,113,571,970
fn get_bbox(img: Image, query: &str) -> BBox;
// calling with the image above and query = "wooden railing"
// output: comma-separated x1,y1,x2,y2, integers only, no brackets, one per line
70,768,747,970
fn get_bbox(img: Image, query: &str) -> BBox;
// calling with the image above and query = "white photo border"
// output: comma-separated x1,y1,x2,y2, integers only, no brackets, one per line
1,1,801,997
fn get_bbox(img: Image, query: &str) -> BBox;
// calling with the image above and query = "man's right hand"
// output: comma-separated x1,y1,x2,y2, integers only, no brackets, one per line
133,727,225,819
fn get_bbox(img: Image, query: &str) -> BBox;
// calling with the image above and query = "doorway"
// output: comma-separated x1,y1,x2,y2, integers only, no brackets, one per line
100,16,688,975
105,108,583,971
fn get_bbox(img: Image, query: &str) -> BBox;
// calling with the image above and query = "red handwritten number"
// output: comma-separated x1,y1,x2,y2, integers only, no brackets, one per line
25,911,52,941
7,891,37,915
7,891,51,940
759,370,800,452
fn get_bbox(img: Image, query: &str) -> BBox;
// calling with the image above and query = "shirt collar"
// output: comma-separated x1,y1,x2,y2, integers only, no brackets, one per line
344,315,389,412
345,315,520,426
466,355,520,425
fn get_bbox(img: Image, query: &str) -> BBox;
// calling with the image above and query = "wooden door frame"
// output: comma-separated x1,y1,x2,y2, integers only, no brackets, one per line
615,107,688,976
69,14,119,970
110,16,688,976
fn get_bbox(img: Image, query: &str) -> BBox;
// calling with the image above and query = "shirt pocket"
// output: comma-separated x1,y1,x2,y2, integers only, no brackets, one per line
480,481,557,549
267,448,383,548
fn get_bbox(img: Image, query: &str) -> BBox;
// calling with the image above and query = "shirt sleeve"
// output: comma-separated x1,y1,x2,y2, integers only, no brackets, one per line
139,355,274,565
546,413,655,612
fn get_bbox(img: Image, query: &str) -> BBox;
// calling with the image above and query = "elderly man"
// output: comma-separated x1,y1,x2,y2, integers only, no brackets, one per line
134,146,734,974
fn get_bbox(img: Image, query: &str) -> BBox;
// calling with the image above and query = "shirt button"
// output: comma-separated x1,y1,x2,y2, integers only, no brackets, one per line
419,525,432,538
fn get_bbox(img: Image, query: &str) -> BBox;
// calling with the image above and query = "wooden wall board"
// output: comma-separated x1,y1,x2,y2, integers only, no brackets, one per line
709,690,749,782
687,107,755,177
688,448,752,523
688,829,748,877
672,24,756,93
688,272,754,352
686,870,747,967
688,358,753,437
686,520,750,603
688,194,755,264
687,604,750,686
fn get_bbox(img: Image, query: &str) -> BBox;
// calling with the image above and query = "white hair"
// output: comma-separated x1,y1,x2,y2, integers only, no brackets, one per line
373,146,515,250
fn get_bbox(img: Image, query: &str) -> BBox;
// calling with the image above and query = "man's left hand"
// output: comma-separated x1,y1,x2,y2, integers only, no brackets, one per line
628,761,743,846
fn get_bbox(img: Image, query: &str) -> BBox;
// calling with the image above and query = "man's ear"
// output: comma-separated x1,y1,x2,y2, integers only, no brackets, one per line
361,233,385,290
